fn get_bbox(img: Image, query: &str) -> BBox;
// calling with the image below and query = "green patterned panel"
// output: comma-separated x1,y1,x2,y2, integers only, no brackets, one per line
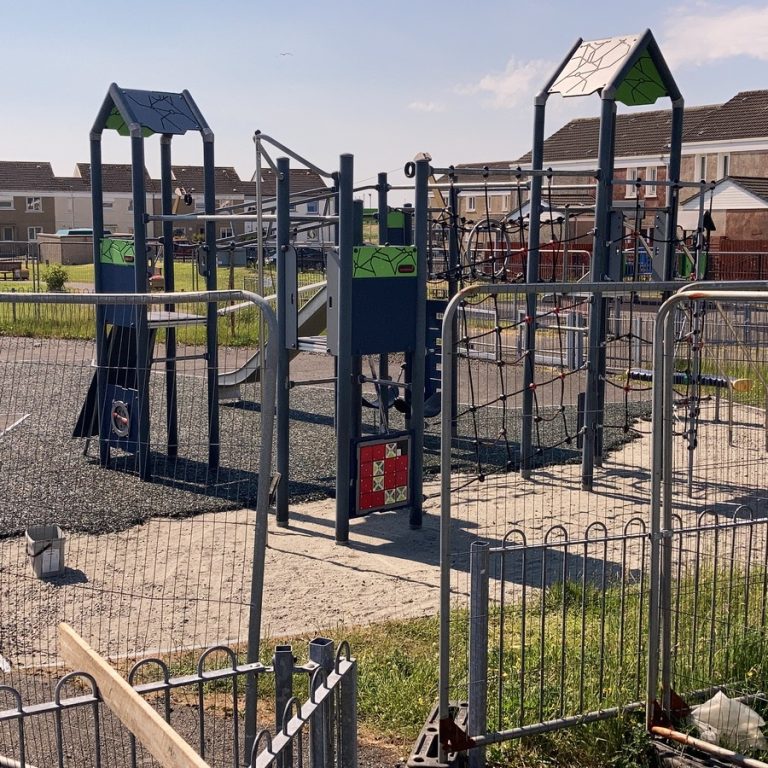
352,246,417,279
100,238,136,266
614,52,668,106
105,107,155,138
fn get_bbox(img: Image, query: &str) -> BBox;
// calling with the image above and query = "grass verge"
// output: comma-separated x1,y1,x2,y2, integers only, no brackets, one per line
138,564,768,767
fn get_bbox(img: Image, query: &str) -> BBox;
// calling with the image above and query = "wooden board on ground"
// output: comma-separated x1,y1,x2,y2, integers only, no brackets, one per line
58,623,211,768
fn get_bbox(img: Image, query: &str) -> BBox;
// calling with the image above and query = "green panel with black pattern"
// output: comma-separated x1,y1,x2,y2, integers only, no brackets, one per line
352,246,417,279
100,238,136,266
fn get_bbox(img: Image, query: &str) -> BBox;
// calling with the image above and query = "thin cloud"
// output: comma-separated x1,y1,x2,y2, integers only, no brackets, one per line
408,100,445,113
663,3,768,66
462,58,554,109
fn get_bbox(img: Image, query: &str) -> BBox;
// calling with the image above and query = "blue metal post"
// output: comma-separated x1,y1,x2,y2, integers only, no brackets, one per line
160,135,178,457
520,100,547,476
276,157,291,526
130,135,151,481
410,158,428,530
581,97,616,490
351,199,364,444
664,102,684,281
448,183,460,435
90,134,109,468
377,173,390,415
202,138,219,471
335,154,355,544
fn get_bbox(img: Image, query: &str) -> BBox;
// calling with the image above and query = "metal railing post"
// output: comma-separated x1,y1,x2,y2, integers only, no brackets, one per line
567,311,576,370
273,644,294,768
468,541,490,768
309,638,334,768
275,157,291,527
338,654,358,768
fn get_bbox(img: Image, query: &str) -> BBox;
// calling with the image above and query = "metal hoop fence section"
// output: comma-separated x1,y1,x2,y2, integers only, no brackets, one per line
0,639,357,768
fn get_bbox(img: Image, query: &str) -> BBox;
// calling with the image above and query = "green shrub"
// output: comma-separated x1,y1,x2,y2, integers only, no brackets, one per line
43,264,68,292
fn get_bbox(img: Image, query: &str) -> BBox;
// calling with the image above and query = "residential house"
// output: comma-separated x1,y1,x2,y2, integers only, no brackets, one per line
72,163,159,235
246,166,334,249
170,165,249,242
0,159,331,261
524,90,768,241
168,165,331,247
679,176,768,244
446,90,768,244
0,162,71,256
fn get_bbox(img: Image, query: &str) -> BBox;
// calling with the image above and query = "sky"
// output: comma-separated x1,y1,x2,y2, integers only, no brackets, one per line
3,1,768,203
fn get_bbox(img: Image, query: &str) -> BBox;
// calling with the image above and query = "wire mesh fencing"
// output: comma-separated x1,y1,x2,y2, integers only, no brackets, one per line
0,291,276,710
650,290,768,747
434,284,768,759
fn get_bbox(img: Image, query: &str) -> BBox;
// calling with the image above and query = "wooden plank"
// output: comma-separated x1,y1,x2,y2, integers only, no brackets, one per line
58,623,211,768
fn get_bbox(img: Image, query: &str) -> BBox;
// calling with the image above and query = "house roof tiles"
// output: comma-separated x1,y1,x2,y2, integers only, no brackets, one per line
171,166,244,195
689,90,768,142
681,176,768,207
242,168,328,198
516,105,718,164
733,175,768,203
515,90,768,164
0,161,86,192
0,160,328,202
76,163,156,193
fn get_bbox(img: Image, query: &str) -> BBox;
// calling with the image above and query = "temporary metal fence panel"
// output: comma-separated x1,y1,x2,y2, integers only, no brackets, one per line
435,282,768,760
436,282,662,757
649,289,768,731
0,639,357,768
0,291,277,710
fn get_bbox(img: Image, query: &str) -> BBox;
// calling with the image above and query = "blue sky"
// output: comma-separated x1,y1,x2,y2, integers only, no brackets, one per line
4,1,767,198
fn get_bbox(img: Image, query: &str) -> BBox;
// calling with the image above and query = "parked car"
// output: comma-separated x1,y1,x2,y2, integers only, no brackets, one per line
295,247,326,273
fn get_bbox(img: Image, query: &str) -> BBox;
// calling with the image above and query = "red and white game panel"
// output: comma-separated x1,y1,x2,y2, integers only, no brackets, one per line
356,434,411,514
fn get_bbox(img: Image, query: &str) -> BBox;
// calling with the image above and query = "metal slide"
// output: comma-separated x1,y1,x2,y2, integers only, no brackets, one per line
217,282,328,395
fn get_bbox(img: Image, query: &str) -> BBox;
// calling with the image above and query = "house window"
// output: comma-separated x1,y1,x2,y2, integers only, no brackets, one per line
695,155,707,181
0,197,13,210
717,153,730,179
128,199,134,211
1,226,15,241
645,167,658,198
625,168,638,198
27,227,43,241
466,195,477,212
502,194,511,212
103,199,114,209
220,227,233,239
306,200,319,214
195,197,205,211
26,196,42,212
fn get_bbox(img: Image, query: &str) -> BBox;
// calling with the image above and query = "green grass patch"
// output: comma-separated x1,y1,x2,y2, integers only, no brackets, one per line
0,263,328,346
144,565,768,766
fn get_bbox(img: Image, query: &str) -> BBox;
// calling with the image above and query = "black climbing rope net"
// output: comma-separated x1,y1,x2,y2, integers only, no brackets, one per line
450,288,591,488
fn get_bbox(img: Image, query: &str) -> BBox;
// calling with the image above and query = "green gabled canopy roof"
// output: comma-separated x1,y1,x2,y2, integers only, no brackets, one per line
549,31,677,107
